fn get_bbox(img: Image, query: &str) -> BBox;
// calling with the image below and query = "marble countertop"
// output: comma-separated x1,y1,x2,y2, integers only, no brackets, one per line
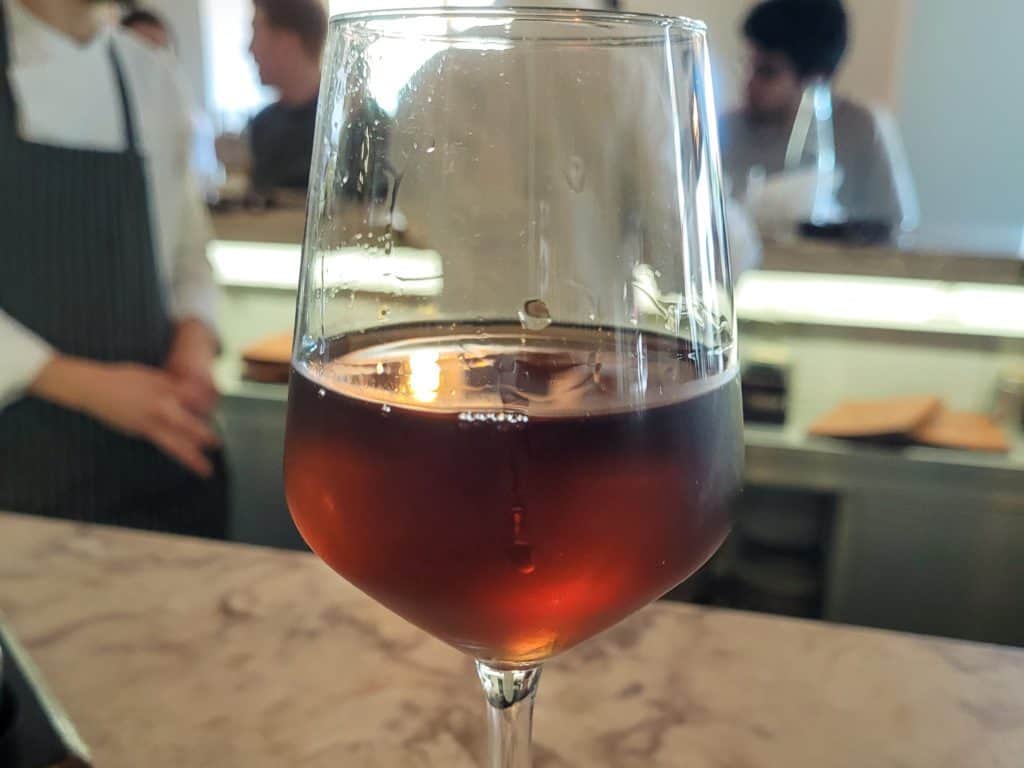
1,512,1022,767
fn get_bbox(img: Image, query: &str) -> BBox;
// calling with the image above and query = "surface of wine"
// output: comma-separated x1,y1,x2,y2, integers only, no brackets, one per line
285,323,742,664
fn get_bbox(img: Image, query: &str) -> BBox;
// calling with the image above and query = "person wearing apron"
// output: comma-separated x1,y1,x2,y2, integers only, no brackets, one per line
0,0,228,538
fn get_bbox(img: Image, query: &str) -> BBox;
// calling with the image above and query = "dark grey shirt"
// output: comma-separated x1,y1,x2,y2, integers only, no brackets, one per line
248,97,318,193
720,98,912,229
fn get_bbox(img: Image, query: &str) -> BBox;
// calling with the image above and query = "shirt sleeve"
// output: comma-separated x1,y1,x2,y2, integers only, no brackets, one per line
167,70,221,335
0,309,55,410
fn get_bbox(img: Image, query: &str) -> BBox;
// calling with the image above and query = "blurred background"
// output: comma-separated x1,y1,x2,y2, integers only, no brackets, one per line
4,0,1023,648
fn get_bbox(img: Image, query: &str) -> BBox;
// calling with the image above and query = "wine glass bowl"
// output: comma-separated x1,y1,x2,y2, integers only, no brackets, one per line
284,8,741,764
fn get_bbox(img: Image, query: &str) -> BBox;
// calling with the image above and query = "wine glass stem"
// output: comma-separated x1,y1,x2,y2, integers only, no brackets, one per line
476,661,543,768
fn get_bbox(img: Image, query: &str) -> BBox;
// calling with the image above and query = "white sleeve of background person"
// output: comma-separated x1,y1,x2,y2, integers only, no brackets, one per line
164,59,221,336
0,310,55,410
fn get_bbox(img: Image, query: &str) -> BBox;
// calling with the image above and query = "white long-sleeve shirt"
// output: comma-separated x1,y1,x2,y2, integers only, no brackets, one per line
1,0,219,409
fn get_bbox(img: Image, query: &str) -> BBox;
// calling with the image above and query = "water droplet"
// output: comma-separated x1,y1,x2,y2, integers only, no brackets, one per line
592,362,603,385
381,404,392,415
341,173,350,184
654,269,663,278
378,306,390,320
565,155,586,193
425,142,436,154
587,313,597,322
518,299,552,332
375,362,385,375
353,232,363,240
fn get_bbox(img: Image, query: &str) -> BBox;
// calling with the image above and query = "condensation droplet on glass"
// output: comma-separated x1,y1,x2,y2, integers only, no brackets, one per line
381,404,392,415
317,387,326,399
654,269,662,278
565,155,586,193
592,362,603,385
378,306,390,320
375,362,385,375
588,313,597,322
518,299,552,331
353,232,363,240
425,142,436,154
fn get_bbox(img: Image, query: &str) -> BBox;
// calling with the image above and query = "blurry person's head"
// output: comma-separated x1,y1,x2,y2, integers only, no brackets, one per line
250,0,327,100
742,0,848,117
121,9,172,50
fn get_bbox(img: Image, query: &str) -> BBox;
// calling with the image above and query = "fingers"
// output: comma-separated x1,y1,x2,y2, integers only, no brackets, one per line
176,375,219,418
146,396,222,478
149,428,215,479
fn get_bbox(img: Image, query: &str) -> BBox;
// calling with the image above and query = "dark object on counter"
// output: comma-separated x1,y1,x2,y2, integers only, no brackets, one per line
0,620,91,768
742,362,789,425
799,219,893,246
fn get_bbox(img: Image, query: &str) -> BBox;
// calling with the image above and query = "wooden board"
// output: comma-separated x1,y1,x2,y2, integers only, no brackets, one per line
240,332,292,383
913,410,1010,453
809,395,941,439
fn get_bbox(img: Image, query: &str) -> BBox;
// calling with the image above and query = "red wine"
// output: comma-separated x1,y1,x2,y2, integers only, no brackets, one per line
285,323,742,664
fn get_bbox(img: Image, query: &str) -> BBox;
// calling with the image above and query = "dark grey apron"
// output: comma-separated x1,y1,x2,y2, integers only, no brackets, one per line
0,8,227,537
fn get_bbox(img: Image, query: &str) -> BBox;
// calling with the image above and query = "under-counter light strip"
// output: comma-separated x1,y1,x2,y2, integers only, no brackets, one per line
736,271,1024,338
210,241,1024,339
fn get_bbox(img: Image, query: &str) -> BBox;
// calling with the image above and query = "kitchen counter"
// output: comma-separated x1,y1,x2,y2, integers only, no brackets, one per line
1,512,1023,767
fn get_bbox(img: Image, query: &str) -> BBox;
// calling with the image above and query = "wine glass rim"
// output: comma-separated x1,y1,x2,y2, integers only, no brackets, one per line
329,6,707,36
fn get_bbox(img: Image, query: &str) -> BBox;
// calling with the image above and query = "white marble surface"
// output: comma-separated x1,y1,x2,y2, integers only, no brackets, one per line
1,512,1023,767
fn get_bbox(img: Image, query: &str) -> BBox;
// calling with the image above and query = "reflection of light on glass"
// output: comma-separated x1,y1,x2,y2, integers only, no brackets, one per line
328,3,505,114
408,350,441,403
209,241,443,296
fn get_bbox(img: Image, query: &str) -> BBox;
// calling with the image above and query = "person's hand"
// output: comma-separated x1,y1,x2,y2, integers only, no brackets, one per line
164,319,220,418
30,357,220,477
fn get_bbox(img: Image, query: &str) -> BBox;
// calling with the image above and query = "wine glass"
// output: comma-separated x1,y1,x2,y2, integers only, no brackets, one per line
284,8,742,766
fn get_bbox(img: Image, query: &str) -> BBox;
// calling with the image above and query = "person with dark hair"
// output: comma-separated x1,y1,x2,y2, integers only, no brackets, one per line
247,0,327,196
120,8,170,49
721,0,916,237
